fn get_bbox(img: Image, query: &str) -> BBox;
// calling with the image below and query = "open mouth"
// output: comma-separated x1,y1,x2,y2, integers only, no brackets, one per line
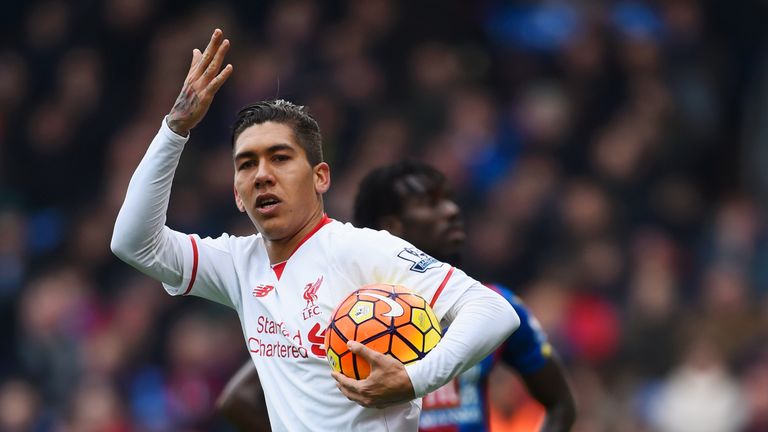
256,194,281,211
445,224,466,240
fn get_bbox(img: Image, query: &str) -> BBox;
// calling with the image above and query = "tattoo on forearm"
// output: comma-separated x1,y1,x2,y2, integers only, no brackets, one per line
168,85,199,134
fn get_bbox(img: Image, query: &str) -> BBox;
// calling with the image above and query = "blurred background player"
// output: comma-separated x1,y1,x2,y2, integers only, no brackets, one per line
218,160,575,431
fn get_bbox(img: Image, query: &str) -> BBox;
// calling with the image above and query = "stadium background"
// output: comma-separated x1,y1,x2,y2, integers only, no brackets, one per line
1,0,767,430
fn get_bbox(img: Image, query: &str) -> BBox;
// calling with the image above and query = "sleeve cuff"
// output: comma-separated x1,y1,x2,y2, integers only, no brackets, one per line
160,116,191,143
404,361,428,398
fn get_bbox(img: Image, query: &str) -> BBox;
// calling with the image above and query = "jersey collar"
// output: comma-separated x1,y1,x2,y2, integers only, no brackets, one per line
271,214,333,280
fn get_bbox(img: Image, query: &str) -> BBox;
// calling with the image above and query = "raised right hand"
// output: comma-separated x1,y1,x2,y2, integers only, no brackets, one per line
167,28,233,137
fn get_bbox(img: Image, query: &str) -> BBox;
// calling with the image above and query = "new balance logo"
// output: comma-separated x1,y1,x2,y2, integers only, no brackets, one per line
253,284,275,298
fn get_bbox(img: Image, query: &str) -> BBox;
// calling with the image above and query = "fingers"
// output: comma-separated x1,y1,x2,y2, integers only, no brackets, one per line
332,373,397,409
190,29,224,81
201,38,231,83
168,29,232,134
186,29,233,99
205,63,233,95
332,372,358,399
332,371,354,388
332,371,375,408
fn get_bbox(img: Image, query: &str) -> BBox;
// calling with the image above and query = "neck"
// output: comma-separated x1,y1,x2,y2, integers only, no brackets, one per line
264,207,326,264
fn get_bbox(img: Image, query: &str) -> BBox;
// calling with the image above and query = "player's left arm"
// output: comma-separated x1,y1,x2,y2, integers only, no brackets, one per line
495,288,575,431
333,282,518,408
520,356,576,432
404,282,519,397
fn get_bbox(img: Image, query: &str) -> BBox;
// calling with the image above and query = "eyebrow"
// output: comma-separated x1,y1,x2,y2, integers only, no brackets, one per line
234,143,296,160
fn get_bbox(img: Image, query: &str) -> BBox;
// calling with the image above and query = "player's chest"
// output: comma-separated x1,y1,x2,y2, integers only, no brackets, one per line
239,261,355,357
244,261,352,314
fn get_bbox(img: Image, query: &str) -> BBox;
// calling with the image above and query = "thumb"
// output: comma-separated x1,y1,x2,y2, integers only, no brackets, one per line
347,341,382,364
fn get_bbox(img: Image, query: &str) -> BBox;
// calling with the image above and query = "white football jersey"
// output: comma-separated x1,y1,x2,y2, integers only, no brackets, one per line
112,119,517,431
162,216,480,431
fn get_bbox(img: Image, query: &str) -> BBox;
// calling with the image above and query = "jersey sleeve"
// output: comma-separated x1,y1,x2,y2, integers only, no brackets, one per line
490,284,552,374
111,117,242,311
161,231,242,310
333,227,477,322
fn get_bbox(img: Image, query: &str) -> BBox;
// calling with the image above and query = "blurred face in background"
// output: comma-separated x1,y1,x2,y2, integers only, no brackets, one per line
386,175,465,265
233,121,330,242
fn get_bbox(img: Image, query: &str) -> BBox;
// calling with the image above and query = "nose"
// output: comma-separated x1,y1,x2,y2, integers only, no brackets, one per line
253,164,275,189
441,199,461,220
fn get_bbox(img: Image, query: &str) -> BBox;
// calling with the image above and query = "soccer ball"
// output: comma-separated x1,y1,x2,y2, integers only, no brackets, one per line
324,284,442,379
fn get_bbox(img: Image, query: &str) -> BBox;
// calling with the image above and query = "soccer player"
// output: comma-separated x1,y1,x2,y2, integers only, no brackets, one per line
110,29,519,431
218,161,576,431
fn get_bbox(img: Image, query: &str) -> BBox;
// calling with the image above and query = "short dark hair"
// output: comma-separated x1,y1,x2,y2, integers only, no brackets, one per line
232,100,323,166
353,161,447,229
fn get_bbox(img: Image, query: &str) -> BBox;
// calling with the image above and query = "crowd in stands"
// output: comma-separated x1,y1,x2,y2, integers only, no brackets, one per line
1,0,767,430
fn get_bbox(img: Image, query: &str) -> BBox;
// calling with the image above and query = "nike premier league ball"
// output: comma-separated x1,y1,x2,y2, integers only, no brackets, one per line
324,284,442,379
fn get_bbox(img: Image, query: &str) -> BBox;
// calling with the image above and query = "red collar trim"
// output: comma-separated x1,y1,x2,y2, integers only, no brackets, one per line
294,214,333,253
271,214,333,280
272,261,287,279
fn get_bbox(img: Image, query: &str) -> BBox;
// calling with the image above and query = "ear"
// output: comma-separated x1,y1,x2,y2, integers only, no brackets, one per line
233,185,246,212
313,162,331,194
379,215,403,235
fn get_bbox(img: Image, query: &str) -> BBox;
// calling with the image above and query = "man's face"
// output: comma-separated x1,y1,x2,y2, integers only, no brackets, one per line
394,176,466,265
233,121,329,241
